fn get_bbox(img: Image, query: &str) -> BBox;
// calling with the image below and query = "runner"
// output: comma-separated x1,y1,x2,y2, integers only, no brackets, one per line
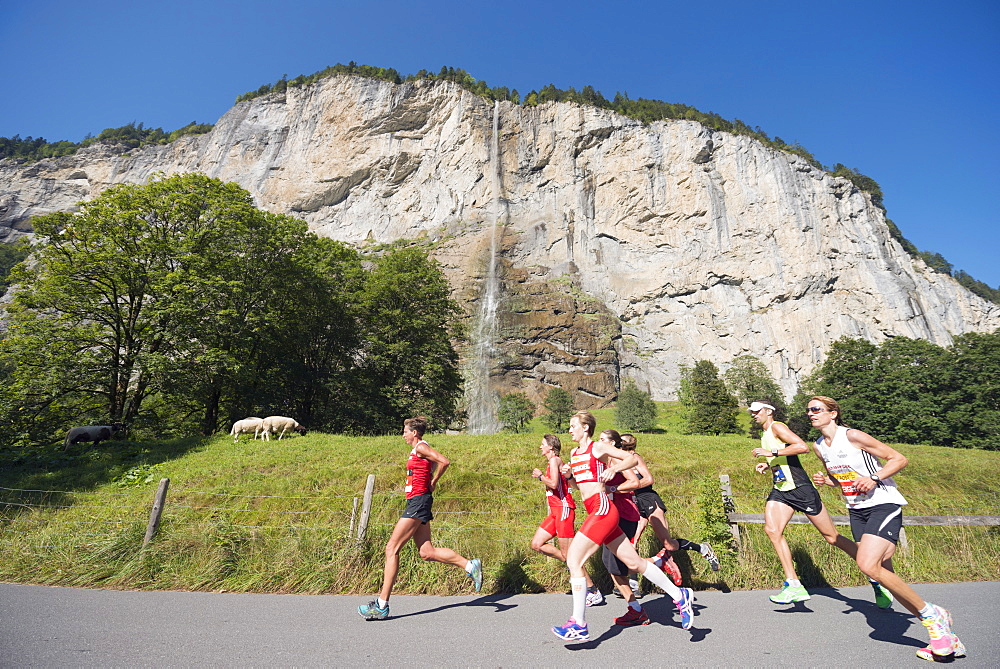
530,434,602,605
551,411,694,641
748,401,881,605
620,433,720,589
594,429,649,626
357,416,483,620
808,396,965,661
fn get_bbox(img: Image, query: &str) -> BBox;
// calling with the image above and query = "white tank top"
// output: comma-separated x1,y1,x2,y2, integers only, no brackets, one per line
815,425,907,509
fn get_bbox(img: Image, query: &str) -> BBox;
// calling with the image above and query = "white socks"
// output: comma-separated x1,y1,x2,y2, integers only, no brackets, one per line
570,576,587,623
638,560,682,600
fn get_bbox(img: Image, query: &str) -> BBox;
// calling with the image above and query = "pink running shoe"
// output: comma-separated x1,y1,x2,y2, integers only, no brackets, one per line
919,606,954,657
915,634,965,661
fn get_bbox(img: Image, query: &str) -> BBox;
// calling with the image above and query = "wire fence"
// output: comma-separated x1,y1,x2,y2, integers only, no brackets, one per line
3,478,998,551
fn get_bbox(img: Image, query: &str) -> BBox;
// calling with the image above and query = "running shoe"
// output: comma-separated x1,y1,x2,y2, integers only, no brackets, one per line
871,582,893,609
585,587,605,607
552,618,590,641
614,607,651,626
916,634,966,662
357,599,389,620
468,558,483,593
700,542,721,571
675,587,694,630
920,606,954,657
629,577,642,599
769,582,811,604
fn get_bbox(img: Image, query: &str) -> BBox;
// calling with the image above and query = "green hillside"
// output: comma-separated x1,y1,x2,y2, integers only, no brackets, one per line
2,405,996,595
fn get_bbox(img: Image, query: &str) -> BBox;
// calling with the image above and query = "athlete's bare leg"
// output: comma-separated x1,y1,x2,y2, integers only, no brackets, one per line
530,527,565,561
566,532,601,579
763,500,799,582
854,534,924,616
378,516,423,602
412,521,469,568
805,507,858,558
558,536,595,589
648,507,681,551
611,571,634,600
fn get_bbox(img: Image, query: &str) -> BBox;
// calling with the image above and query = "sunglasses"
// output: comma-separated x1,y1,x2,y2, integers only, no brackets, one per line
806,407,828,414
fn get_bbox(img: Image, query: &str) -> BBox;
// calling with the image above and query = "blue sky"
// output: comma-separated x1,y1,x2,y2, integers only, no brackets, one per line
3,0,998,286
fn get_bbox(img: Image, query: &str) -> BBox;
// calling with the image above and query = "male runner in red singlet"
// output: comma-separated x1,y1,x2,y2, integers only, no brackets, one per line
551,411,694,641
358,416,482,620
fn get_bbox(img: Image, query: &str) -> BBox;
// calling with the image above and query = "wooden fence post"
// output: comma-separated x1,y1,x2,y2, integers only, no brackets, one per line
356,474,376,543
142,478,170,549
719,474,740,546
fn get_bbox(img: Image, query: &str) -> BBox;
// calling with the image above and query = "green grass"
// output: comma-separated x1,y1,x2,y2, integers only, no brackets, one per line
1,406,997,595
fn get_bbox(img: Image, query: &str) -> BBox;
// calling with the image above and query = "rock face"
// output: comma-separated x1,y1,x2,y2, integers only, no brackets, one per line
3,74,998,406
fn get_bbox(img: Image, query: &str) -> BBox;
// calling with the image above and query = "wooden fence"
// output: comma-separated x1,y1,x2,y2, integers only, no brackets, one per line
718,474,1000,550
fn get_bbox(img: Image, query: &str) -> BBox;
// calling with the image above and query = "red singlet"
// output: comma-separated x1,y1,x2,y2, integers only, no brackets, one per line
539,459,576,539
405,441,432,499
606,472,640,522
571,440,624,544
545,461,576,511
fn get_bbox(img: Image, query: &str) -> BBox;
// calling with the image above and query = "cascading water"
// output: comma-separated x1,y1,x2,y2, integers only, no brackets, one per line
464,101,505,434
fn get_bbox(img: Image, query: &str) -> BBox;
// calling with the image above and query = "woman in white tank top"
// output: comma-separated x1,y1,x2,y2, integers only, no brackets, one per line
809,396,964,660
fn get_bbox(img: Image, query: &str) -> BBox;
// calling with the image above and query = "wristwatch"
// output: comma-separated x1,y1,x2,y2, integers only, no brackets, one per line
771,448,779,457
870,474,881,482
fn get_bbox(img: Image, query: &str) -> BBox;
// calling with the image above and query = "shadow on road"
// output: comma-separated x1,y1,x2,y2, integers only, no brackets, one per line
811,586,926,650
386,592,520,620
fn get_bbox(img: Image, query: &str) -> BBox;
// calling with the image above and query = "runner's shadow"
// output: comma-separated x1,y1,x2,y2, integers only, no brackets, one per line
811,587,925,649
771,600,815,614
386,593,519,620
643,595,712,641
562,624,625,650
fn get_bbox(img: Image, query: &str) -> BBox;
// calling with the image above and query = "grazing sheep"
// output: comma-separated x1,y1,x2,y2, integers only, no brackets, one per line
230,417,265,442
63,422,127,450
260,416,307,440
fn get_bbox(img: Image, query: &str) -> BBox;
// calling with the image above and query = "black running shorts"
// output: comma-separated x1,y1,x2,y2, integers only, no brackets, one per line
401,493,434,524
766,485,824,516
634,487,667,518
849,503,904,544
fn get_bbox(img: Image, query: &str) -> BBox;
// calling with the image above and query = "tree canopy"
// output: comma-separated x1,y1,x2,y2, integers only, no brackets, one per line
685,360,740,435
615,378,659,432
0,122,213,163
800,333,1000,449
723,354,785,438
540,386,574,432
0,174,462,449
498,392,535,433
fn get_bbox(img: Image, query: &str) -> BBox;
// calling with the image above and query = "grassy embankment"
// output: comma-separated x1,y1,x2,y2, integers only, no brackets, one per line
1,404,997,595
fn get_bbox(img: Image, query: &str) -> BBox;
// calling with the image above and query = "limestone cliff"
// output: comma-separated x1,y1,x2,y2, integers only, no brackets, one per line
2,74,998,406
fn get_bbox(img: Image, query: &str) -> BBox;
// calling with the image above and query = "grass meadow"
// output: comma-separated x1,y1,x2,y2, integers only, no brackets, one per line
1,404,997,595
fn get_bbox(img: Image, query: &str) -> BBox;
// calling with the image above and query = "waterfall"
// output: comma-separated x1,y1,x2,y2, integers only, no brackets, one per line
465,101,504,434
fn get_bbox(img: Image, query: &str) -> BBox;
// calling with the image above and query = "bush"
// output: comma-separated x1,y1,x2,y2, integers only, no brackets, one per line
540,387,574,432
615,379,658,432
498,393,534,433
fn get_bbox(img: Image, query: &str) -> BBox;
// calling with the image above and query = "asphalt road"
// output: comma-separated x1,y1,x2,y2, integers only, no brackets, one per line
1,581,996,667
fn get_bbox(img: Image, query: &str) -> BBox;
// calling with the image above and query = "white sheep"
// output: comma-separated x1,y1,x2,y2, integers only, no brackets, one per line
63,422,127,450
260,416,307,440
230,417,264,442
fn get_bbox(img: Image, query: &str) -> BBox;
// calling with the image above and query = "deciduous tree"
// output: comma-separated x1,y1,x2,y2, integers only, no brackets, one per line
616,378,659,432
541,386,574,432
499,392,535,433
